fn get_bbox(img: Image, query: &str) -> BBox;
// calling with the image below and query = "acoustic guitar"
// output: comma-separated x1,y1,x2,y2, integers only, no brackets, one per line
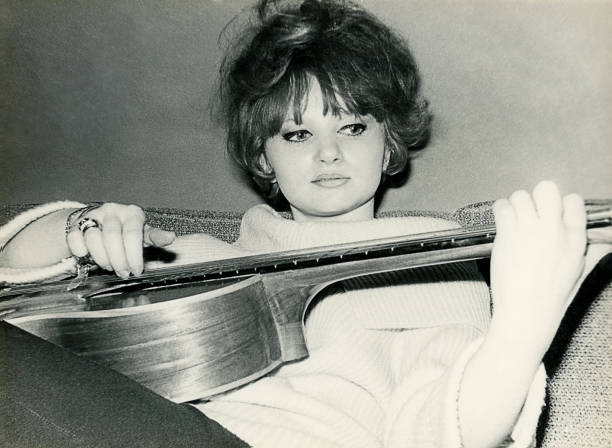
1,200,611,403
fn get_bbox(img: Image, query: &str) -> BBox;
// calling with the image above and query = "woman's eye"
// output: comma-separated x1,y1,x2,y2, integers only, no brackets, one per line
282,130,312,142
339,123,366,136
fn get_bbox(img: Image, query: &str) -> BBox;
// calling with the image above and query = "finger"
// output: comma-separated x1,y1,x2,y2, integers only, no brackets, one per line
146,226,176,247
101,215,130,278
66,228,89,257
563,194,587,254
121,297,136,308
123,215,145,276
532,180,562,222
143,224,154,247
84,228,112,271
562,193,586,230
493,198,517,237
135,294,151,306
509,189,537,224
586,228,612,245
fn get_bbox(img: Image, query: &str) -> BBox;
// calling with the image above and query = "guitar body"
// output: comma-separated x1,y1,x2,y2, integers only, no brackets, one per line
9,275,297,402
3,243,492,402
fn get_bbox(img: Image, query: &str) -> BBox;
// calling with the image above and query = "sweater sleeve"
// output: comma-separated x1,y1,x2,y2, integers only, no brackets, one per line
0,201,85,284
384,327,546,448
447,339,546,448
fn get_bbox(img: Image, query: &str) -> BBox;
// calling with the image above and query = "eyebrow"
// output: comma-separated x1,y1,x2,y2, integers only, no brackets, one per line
282,110,372,124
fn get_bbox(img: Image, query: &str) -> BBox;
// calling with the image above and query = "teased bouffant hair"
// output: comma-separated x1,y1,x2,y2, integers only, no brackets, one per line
218,0,431,199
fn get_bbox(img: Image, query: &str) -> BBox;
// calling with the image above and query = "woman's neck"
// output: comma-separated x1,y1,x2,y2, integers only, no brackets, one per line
290,199,376,223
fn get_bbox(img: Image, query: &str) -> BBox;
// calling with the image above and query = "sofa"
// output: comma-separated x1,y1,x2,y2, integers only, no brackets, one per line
1,202,610,447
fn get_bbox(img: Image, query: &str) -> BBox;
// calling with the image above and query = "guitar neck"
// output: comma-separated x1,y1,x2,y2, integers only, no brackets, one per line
120,198,612,283
2,200,611,300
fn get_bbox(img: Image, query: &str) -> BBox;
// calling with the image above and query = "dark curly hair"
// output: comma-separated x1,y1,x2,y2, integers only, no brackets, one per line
218,0,431,199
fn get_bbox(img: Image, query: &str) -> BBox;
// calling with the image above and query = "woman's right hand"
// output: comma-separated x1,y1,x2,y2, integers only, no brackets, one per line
66,203,176,279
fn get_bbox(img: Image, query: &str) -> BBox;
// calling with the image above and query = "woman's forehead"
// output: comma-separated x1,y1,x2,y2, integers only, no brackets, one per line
283,78,355,123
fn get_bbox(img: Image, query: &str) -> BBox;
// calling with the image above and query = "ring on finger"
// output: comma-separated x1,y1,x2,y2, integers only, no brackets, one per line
77,217,103,234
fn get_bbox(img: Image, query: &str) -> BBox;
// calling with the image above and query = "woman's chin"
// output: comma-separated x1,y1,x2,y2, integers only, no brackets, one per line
290,200,375,222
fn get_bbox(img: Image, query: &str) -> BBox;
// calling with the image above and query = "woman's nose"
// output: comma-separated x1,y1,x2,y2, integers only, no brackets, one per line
317,138,342,164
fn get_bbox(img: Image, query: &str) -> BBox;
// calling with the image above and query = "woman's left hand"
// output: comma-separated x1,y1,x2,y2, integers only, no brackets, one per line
489,181,588,346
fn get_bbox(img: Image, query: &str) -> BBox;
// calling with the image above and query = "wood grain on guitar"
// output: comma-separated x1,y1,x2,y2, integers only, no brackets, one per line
1,200,611,403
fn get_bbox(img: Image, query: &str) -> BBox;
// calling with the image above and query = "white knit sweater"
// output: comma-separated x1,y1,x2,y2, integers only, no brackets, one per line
0,203,546,447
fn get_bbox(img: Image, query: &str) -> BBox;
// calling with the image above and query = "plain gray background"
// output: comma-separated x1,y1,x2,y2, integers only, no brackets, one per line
2,0,611,212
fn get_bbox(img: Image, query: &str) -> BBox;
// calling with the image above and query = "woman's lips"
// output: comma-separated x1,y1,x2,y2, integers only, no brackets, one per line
311,174,350,188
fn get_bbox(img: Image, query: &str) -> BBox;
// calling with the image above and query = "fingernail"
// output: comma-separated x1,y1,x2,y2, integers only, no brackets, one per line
118,270,130,279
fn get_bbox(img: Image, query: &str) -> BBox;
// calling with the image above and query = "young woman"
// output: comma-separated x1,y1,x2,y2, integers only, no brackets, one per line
1,1,609,446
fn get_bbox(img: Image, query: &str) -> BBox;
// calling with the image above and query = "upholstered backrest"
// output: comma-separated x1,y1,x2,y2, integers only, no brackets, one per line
1,203,610,447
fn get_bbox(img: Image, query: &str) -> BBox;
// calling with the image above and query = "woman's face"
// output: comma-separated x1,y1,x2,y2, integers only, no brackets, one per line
264,80,388,222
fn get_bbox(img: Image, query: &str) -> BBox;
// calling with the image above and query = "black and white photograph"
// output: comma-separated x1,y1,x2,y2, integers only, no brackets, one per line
1,1,611,447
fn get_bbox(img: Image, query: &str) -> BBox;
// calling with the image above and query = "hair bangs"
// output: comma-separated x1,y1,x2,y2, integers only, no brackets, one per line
287,68,366,124
253,68,362,139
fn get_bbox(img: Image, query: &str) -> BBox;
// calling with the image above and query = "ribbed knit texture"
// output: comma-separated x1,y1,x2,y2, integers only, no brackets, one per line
157,204,544,447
